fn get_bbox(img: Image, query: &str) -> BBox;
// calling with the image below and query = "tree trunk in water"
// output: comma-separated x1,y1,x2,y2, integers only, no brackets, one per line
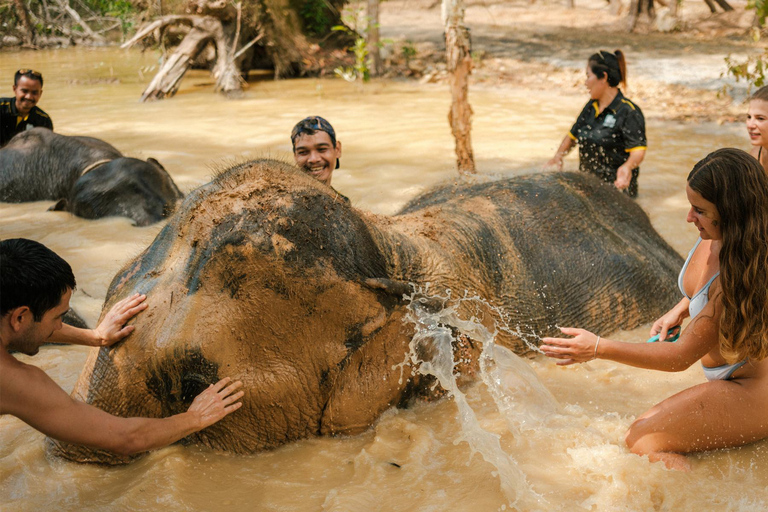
121,9,244,101
443,0,475,174
367,0,381,77
14,0,37,46
141,19,222,101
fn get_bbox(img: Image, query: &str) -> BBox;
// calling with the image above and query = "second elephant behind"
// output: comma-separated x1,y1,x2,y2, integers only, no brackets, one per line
0,128,183,226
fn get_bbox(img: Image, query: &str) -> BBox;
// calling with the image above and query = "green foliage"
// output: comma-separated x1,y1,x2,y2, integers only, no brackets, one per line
3,0,138,38
299,0,336,37
722,30,768,96
84,0,136,34
401,40,417,64
748,0,768,27
334,34,370,82
332,6,373,83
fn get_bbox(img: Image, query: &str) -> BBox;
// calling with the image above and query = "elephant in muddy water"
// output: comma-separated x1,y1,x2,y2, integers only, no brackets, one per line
48,159,684,463
0,128,183,226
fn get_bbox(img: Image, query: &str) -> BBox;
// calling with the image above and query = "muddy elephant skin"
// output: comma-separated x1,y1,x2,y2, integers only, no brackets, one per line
0,128,183,226
48,159,684,463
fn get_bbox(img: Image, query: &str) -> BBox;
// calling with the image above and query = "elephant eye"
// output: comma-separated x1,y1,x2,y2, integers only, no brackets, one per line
146,347,220,412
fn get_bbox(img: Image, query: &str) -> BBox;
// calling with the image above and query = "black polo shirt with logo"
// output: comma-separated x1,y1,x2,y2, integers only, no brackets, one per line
0,97,54,147
569,90,646,197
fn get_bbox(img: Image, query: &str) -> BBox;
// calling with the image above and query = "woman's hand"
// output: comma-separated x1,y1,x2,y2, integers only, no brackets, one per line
540,327,600,365
649,298,689,342
543,155,564,172
614,164,632,190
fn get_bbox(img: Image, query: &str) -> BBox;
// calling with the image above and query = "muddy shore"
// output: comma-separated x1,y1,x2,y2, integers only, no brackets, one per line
379,0,761,123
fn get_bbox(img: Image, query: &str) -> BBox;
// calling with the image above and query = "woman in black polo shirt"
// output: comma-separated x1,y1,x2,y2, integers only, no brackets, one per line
545,50,647,197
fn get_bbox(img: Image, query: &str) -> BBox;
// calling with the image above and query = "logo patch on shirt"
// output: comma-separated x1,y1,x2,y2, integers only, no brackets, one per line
603,114,616,128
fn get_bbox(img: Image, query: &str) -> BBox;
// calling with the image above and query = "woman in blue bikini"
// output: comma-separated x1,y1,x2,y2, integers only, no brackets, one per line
541,148,768,471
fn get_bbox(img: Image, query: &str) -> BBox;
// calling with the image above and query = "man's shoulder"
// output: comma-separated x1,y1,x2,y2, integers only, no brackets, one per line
31,106,52,120
0,98,14,113
0,353,60,415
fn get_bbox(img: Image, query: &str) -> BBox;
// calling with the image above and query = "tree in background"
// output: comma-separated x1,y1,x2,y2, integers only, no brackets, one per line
118,0,349,100
443,0,475,174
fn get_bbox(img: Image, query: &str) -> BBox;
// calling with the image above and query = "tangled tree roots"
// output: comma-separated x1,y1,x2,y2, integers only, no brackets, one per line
122,0,346,101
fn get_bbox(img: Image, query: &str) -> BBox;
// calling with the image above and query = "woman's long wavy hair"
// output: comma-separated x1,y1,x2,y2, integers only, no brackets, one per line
688,148,768,362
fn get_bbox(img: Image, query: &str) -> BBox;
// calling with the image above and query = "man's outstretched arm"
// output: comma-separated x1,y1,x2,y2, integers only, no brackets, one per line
51,293,148,347
0,357,243,455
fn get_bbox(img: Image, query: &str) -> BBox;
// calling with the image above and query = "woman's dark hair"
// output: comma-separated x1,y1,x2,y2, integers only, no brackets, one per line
588,49,626,88
0,238,76,321
687,148,768,362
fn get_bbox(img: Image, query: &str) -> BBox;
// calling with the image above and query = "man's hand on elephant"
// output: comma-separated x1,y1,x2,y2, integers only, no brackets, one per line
540,327,600,366
93,293,148,347
188,377,244,429
614,164,632,190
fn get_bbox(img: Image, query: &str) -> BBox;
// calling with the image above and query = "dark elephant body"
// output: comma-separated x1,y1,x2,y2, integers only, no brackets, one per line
49,159,683,463
0,128,183,226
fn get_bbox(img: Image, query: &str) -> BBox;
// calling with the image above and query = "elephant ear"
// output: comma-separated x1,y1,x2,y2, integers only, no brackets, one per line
147,157,166,170
49,198,70,211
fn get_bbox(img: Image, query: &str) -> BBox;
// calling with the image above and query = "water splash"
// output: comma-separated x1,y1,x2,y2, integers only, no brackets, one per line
403,286,552,510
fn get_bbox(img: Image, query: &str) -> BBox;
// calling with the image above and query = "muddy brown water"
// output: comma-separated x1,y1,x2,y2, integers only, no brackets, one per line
1,48,766,511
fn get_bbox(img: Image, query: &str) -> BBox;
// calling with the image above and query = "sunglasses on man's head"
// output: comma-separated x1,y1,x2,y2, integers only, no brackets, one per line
17,69,43,78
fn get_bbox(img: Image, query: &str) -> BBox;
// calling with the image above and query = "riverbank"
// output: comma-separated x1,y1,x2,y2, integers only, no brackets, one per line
379,0,760,122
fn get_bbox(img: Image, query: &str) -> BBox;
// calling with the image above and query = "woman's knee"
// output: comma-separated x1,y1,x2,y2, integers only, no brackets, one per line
625,416,659,455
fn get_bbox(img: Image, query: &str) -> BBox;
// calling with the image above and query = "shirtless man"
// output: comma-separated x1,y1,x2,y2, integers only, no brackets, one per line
0,238,244,456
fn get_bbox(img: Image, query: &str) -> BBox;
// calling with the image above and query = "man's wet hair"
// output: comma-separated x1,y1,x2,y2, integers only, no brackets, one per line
14,69,44,87
0,238,75,321
291,116,340,169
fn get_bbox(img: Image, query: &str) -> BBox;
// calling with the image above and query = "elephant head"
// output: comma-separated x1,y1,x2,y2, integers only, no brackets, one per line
48,160,428,463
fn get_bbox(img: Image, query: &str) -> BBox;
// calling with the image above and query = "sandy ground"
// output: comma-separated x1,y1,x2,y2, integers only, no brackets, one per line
377,0,763,122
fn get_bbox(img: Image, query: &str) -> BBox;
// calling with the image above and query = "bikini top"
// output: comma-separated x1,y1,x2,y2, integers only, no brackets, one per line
678,239,748,380
678,237,720,319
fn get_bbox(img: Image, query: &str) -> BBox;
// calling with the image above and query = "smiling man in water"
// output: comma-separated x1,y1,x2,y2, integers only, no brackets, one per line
0,69,53,147
291,116,342,186
290,116,352,204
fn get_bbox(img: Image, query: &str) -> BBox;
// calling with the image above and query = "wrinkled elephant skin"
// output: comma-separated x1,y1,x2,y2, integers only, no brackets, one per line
48,159,684,463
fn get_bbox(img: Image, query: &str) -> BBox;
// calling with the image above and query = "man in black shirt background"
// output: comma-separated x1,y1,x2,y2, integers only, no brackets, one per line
0,69,53,147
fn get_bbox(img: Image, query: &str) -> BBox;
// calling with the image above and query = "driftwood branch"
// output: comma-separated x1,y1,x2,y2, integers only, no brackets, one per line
52,0,104,40
120,15,195,48
233,33,263,59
